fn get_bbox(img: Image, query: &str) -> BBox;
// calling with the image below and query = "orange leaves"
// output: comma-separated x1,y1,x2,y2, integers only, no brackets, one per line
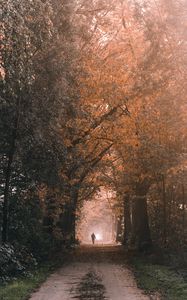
0,66,5,80
0,23,5,80
55,0,187,202
63,138,73,147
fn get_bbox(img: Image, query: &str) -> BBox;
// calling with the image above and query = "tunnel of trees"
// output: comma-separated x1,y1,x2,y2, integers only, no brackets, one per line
0,0,187,267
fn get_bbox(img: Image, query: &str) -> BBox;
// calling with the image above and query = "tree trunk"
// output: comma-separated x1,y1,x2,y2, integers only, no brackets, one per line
116,216,123,243
2,149,15,243
182,184,186,238
162,175,167,245
2,113,19,243
123,193,131,245
2,96,21,243
69,185,79,243
131,181,152,251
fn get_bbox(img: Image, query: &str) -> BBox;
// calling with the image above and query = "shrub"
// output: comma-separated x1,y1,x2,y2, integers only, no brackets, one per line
0,244,37,284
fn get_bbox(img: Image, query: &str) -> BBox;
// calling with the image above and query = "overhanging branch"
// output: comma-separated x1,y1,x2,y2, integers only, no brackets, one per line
79,143,113,184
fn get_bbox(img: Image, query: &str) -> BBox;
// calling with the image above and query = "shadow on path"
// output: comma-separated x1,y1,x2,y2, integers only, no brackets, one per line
73,270,107,300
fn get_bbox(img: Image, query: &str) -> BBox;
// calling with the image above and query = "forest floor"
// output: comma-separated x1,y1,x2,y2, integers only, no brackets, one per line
29,245,154,300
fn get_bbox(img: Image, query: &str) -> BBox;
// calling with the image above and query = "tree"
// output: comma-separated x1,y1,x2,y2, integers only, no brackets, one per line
0,0,79,244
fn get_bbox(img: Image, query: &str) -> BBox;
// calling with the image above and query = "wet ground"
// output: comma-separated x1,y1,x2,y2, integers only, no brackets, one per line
30,245,152,300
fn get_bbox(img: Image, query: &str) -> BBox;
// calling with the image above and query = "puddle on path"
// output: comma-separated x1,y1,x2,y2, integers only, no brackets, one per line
72,271,107,300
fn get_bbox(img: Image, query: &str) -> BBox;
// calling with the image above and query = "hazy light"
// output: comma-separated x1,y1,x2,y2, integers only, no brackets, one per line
95,233,102,241
76,187,117,245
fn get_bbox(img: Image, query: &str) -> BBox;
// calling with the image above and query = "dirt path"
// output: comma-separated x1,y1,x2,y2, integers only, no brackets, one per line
30,245,151,300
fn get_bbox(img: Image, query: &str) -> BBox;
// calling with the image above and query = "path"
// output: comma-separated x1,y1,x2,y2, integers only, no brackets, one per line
30,245,153,300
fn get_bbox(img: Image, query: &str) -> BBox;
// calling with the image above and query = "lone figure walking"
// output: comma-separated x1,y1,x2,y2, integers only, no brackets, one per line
91,233,96,245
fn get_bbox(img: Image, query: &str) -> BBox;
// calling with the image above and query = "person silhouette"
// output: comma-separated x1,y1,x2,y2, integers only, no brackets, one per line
91,233,96,245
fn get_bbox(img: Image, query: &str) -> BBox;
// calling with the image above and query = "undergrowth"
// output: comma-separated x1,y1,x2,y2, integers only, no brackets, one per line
0,263,54,300
0,249,67,300
131,255,187,300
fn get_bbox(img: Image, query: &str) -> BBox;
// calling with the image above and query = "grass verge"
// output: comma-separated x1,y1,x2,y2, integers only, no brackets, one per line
0,258,64,300
131,257,187,300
